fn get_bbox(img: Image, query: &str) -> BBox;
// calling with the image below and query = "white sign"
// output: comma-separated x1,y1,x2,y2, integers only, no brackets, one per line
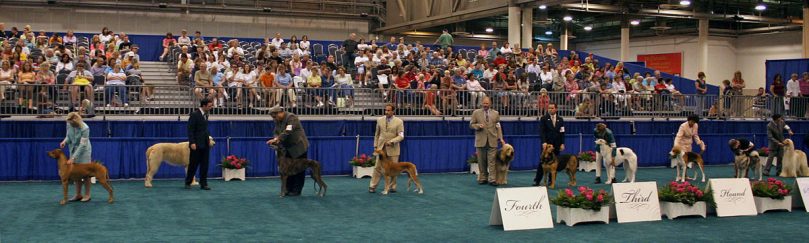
489,187,554,231
612,182,662,223
707,178,757,217
795,178,809,212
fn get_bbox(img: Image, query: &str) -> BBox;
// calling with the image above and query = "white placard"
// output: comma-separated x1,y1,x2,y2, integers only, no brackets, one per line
707,178,757,217
795,178,809,212
612,182,662,223
489,187,554,231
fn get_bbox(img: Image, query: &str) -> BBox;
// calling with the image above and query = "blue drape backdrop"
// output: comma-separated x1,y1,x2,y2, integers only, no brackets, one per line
765,58,809,92
1,120,806,181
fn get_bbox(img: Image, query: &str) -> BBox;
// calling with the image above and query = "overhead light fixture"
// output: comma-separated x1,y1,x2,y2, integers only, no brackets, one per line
755,3,766,11
679,0,690,6
538,5,547,10
545,30,552,35
584,26,593,31
485,27,494,33
630,19,640,26
563,15,573,22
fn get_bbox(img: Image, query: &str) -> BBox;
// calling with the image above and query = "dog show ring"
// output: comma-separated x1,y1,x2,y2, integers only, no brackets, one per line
352,166,374,179
660,201,707,220
555,206,610,226
754,196,792,214
223,168,246,181
577,160,597,172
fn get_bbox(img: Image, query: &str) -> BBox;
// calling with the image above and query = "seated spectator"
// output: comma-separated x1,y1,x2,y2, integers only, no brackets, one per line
105,64,128,107
424,85,441,116
36,63,56,107
236,64,259,108
90,58,107,86
48,32,62,47
176,54,194,85
274,65,296,108
17,61,36,109
320,66,336,106
466,74,486,109
305,65,324,107
208,37,223,52
126,62,150,101
0,62,15,101
177,30,192,47
159,33,176,61
335,67,354,108
193,62,216,101
63,30,77,47
68,63,94,109
270,32,284,48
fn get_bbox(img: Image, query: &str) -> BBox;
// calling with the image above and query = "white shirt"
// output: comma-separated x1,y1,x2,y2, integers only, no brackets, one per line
540,70,554,84
482,69,497,81
227,47,244,58
271,38,284,48
500,47,513,54
466,80,485,91
100,34,113,44
56,62,74,73
299,41,310,50
786,78,801,97
354,56,369,66
298,68,313,80
177,36,192,46
235,71,256,86
612,81,626,92
106,71,127,85
525,64,541,75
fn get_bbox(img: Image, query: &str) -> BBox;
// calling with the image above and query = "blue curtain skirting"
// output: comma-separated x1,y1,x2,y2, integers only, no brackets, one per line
1,120,806,181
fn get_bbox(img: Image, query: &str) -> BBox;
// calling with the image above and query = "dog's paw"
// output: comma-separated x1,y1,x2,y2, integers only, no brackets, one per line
59,200,66,205
382,191,389,195
108,198,114,204
144,183,152,188
418,190,424,194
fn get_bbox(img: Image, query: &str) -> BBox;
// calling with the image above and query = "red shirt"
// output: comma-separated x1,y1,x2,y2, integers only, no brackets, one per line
396,72,415,89
493,57,507,67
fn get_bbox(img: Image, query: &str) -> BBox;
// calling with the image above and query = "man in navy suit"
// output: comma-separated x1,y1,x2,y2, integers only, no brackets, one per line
534,103,565,186
186,98,213,190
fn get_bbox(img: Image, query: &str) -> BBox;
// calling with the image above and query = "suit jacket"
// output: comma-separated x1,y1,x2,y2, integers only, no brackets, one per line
375,116,404,156
187,109,210,149
470,108,503,148
767,121,789,151
539,114,565,147
274,113,309,158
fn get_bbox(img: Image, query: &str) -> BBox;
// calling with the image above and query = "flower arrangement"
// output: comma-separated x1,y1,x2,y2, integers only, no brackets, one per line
349,153,376,167
467,152,479,164
551,186,612,211
752,178,791,200
221,155,249,170
659,181,715,207
577,151,596,161
757,146,770,157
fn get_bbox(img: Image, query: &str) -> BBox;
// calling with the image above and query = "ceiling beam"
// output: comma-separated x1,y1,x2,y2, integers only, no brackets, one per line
560,3,802,25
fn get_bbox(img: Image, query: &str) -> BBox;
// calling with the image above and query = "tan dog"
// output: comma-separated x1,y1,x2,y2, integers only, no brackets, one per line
375,147,424,195
144,136,214,188
670,146,706,182
47,149,114,205
494,144,515,185
780,139,809,177
540,144,578,188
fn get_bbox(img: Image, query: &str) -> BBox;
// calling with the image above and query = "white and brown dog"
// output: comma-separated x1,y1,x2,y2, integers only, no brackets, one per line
595,139,637,184
144,136,215,188
494,144,515,185
780,139,809,177
669,146,706,182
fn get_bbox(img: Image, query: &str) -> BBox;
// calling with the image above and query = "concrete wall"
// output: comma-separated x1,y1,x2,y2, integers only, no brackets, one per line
0,6,369,40
574,31,802,89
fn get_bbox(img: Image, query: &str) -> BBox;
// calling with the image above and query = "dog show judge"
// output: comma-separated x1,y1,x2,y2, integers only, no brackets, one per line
267,106,309,196
534,103,564,186
470,97,505,186
593,123,616,184
369,104,404,193
186,98,213,190
764,114,793,176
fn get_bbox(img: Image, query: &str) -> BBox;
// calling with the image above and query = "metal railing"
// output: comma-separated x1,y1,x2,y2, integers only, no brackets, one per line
1,83,806,119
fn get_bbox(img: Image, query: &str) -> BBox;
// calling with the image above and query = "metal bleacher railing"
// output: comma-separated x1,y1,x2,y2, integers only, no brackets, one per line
0,83,802,120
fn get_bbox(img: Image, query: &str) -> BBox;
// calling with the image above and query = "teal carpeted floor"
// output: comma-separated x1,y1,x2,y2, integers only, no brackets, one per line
1,166,808,242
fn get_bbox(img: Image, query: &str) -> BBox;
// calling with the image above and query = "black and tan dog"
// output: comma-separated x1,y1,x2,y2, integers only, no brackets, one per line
494,144,515,185
47,149,114,205
272,146,327,198
539,144,578,188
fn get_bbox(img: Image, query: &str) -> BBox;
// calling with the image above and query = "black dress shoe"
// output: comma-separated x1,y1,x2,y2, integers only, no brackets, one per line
611,178,617,183
184,185,191,189
478,181,488,185
594,177,602,184
489,182,499,187
532,182,540,186
201,186,211,190
390,189,397,193
287,192,301,196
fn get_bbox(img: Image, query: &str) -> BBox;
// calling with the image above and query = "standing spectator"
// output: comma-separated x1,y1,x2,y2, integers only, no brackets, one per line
267,106,309,196
470,97,505,186
772,74,787,116
535,103,565,186
695,72,708,115
764,114,793,176
186,98,213,190
730,71,746,116
342,33,358,69
800,72,809,118
785,73,801,117
433,29,454,50
369,104,405,193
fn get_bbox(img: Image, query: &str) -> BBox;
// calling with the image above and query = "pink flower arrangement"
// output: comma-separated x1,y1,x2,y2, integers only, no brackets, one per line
752,177,791,199
551,186,612,211
221,155,249,169
659,181,714,206
577,151,597,161
350,153,376,167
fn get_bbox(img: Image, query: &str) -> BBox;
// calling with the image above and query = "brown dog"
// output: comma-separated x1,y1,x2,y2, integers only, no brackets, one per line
494,144,515,185
47,149,114,205
273,146,327,197
375,147,424,195
540,144,578,189
670,147,706,182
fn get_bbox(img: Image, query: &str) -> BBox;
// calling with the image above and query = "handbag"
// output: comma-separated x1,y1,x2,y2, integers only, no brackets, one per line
336,97,346,108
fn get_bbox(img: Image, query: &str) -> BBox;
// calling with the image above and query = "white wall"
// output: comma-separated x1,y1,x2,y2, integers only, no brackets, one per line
0,6,369,40
573,31,803,90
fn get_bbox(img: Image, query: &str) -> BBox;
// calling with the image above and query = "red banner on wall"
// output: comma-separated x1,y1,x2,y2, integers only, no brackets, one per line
637,53,683,76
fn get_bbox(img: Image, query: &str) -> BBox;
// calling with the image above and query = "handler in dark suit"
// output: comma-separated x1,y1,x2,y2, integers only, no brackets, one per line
534,103,565,186
266,106,309,196
765,114,793,176
186,98,214,190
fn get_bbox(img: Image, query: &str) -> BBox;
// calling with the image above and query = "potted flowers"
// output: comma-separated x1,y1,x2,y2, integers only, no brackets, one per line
552,186,612,226
467,152,480,174
758,147,770,165
577,151,597,172
221,155,248,181
350,153,376,178
752,178,792,213
658,181,715,219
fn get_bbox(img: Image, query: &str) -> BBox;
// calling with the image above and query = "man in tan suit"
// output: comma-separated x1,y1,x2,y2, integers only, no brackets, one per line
370,104,405,193
470,97,505,186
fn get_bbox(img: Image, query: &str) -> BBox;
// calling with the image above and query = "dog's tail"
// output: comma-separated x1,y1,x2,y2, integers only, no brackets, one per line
145,146,155,174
